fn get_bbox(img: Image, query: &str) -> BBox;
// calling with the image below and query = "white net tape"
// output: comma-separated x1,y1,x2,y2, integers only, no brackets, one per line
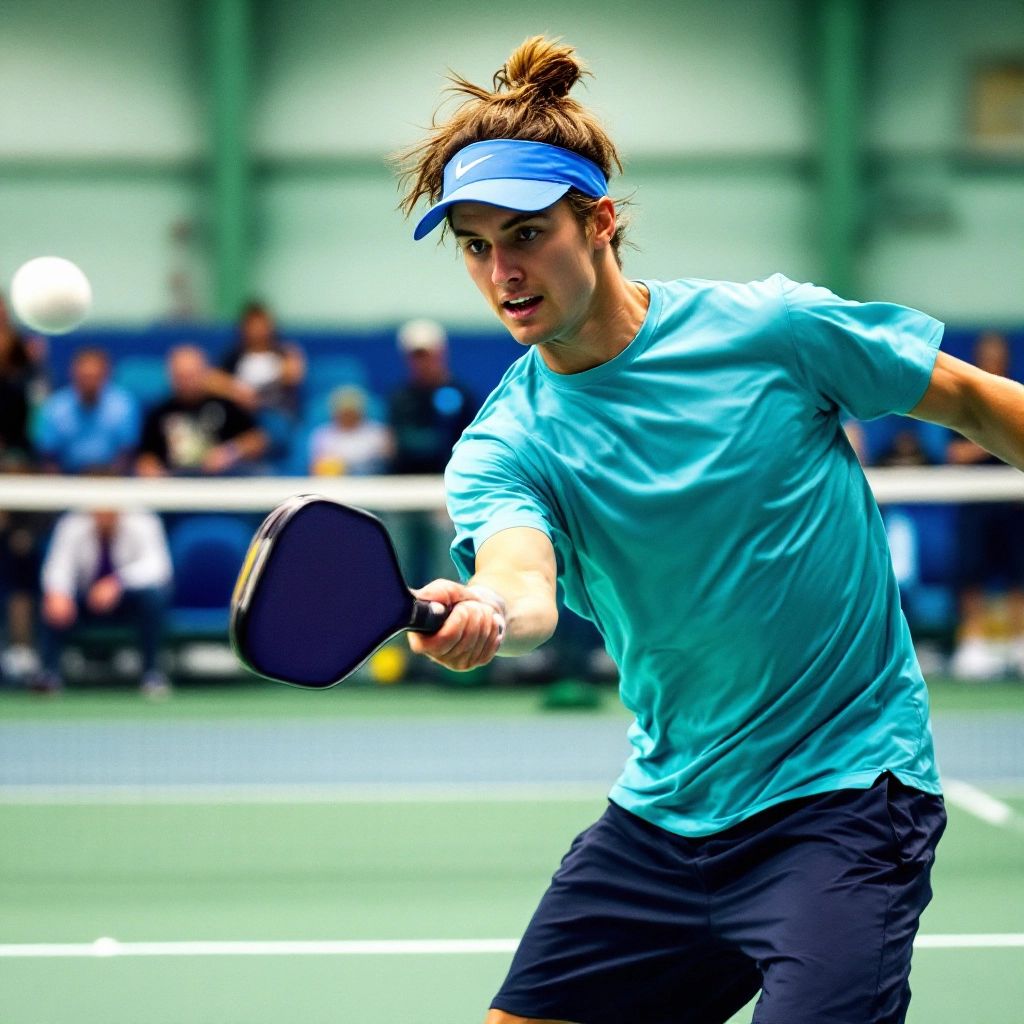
1,473,446,512
2,467,1023,512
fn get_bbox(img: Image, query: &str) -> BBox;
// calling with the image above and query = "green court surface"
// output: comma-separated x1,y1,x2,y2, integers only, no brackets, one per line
1,679,1022,1023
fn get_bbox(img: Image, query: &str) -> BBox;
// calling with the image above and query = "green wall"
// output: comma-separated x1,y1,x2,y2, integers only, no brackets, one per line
863,0,1024,322
0,0,1020,326
0,0,206,320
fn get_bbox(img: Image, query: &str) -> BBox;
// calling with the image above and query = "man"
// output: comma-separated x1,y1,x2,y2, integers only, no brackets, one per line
136,345,268,477
388,318,476,475
388,319,477,584
396,36,1024,1024
34,507,173,697
35,347,139,474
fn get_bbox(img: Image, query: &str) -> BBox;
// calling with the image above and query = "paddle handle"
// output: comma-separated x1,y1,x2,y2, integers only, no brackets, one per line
408,598,451,634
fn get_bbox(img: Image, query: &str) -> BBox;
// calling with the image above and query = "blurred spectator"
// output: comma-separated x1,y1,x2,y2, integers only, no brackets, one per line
309,385,393,476
947,332,1024,680
136,345,268,476
32,508,173,697
877,427,933,467
0,291,49,401
387,320,478,587
34,347,139,474
207,301,306,458
388,319,477,473
0,294,44,470
0,293,50,683
0,510,47,685
842,417,935,468
0,375,31,469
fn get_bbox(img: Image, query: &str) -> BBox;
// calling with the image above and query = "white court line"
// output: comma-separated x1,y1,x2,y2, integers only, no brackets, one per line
916,934,1024,949
0,939,519,958
2,780,1022,816
944,778,1019,828
1,935,1022,959
0,783,608,805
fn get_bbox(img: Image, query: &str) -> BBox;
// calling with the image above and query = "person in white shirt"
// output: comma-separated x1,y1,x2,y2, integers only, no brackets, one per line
34,509,173,696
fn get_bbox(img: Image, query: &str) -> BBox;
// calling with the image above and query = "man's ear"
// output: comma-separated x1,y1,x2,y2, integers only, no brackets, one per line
589,197,616,251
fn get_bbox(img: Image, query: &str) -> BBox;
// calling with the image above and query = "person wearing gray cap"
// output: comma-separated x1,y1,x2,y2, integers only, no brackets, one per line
388,318,476,475
387,319,477,586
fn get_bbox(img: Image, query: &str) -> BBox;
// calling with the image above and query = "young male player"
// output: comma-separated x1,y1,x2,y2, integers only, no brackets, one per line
399,37,1024,1024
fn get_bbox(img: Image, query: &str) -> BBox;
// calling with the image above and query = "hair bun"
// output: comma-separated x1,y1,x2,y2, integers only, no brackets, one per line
495,36,587,102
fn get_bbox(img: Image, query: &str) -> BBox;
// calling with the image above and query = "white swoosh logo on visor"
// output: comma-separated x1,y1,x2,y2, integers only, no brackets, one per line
454,154,495,179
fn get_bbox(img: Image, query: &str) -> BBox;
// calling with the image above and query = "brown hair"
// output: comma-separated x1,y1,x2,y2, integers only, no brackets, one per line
396,36,628,262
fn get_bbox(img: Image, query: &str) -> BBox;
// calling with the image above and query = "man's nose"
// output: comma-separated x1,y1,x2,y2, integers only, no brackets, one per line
491,247,524,287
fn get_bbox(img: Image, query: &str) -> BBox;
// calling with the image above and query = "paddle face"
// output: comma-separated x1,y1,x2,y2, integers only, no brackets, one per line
230,496,419,688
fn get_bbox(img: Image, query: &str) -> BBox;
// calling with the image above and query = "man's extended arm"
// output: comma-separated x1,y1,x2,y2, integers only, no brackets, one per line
407,526,558,671
910,351,1024,472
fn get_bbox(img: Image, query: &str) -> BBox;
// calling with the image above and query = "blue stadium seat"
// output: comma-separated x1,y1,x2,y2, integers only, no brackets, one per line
113,355,167,412
304,354,369,402
167,514,253,636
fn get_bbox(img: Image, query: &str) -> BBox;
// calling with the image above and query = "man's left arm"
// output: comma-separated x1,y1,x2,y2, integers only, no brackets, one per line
910,351,1024,472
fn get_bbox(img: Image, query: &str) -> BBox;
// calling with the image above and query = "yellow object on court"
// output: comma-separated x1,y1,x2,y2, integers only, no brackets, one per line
368,645,407,684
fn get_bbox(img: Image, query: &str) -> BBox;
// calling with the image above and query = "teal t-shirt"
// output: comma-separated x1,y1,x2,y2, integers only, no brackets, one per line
446,273,944,836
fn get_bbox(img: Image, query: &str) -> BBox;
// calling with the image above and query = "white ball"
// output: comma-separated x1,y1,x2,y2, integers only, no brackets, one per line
10,256,92,334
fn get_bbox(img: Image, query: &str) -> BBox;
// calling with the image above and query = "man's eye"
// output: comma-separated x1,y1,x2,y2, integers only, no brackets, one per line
462,239,487,255
517,227,540,242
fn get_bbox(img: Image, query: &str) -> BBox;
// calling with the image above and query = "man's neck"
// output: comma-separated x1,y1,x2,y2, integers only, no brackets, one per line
539,268,650,376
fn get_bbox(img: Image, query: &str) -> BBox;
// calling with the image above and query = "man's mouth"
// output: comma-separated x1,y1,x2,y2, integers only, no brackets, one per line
501,295,543,319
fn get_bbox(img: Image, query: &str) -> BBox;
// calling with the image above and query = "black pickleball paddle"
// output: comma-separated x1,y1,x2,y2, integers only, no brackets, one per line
229,495,450,687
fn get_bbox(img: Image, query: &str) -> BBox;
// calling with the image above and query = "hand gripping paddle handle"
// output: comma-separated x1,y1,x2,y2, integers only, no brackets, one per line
409,598,451,634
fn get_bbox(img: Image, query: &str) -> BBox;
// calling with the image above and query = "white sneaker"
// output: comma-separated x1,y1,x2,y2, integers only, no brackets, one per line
1006,638,1024,679
140,671,172,700
1,644,41,682
950,639,1006,682
113,648,143,678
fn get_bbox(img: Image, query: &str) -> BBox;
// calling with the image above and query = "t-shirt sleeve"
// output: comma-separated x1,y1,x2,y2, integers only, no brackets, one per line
445,435,558,583
779,276,944,420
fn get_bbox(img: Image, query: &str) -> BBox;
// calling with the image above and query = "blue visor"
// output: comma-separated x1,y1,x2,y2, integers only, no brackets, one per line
413,139,608,240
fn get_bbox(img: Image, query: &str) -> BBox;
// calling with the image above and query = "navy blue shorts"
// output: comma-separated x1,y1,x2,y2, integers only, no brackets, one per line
492,773,945,1024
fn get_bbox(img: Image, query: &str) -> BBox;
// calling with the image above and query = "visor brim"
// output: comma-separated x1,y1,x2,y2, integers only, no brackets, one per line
413,179,572,240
